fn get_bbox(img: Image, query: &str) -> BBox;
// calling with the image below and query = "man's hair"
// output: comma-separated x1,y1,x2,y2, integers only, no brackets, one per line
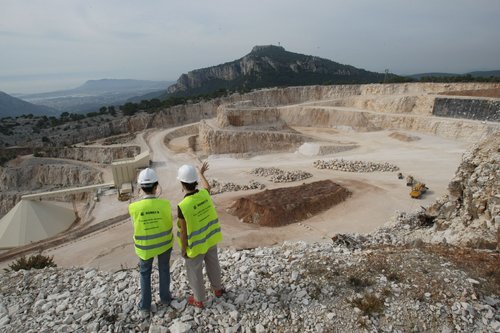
141,181,158,194
181,181,198,192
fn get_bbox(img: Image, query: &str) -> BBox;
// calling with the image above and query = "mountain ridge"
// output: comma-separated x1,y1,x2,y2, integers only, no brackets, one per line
0,91,57,117
15,79,174,115
407,70,500,80
165,45,392,97
19,79,172,99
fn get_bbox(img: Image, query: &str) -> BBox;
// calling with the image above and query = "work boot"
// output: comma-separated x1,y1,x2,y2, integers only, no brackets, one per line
187,295,204,308
213,288,226,298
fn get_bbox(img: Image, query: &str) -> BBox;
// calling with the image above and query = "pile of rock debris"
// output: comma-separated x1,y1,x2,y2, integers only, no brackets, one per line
208,179,265,195
313,159,399,173
250,167,313,183
0,240,498,332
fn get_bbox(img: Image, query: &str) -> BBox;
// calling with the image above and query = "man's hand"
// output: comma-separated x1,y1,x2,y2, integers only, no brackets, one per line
198,161,211,191
199,161,209,175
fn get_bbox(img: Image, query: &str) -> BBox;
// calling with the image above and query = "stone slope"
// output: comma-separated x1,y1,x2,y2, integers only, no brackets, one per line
0,242,498,332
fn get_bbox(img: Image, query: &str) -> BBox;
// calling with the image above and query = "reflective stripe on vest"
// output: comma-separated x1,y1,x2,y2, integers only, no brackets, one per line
177,189,222,258
129,198,173,260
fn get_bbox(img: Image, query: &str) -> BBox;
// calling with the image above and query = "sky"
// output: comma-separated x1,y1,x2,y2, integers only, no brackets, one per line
1,0,500,94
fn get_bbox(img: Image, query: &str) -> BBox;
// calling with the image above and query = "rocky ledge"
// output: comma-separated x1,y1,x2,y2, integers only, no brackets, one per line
1,240,499,333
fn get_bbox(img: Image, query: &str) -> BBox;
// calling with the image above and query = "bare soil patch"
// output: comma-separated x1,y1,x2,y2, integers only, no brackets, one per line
229,179,351,227
420,244,500,296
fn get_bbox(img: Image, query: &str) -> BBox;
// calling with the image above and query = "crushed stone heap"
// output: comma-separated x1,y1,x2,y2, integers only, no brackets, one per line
250,167,313,183
314,159,400,172
230,180,350,226
0,241,498,332
208,179,265,195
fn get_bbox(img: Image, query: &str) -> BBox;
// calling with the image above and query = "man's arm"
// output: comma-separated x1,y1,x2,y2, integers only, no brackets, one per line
198,161,211,192
179,217,188,258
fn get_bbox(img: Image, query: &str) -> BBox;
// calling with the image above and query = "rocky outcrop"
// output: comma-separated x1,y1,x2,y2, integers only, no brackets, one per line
166,45,386,95
424,132,500,248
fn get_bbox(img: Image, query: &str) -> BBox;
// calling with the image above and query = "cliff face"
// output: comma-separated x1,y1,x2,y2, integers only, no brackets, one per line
74,82,500,145
198,120,305,154
433,98,500,121
424,132,500,248
36,146,141,164
167,45,386,95
2,83,499,149
0,159,102,218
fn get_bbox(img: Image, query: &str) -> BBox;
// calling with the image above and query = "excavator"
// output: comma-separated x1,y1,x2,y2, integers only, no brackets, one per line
410,182,428,199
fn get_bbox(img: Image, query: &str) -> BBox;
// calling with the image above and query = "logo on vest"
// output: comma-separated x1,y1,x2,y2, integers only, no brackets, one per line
140,210,160,216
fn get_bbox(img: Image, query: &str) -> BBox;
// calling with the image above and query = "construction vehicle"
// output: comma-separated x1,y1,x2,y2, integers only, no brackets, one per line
410,182,427,199
406,175,414,186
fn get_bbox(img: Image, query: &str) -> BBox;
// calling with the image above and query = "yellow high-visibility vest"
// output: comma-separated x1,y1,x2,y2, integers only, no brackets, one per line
177,189,222,258
129,198,173,260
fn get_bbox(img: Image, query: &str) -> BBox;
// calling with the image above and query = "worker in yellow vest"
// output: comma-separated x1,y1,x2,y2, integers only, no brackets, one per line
177,162,224,308
128,168,173,317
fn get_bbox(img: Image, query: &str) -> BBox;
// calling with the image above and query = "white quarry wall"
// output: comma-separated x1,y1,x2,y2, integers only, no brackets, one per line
198,120,306,154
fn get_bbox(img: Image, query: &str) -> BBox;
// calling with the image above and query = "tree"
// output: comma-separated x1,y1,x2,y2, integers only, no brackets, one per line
121,102,139,116
108,106,116,116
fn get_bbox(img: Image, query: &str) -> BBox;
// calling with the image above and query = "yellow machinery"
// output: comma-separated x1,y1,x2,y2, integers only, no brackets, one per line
410,182,427,199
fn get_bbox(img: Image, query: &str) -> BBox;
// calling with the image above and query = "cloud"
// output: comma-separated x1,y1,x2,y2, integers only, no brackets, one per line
0,0,499,93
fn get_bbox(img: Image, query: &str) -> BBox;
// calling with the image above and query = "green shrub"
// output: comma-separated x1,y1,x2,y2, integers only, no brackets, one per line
7,253,57,271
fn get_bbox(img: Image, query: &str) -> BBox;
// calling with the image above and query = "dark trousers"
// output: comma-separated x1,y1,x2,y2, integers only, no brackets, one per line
139,248,172,310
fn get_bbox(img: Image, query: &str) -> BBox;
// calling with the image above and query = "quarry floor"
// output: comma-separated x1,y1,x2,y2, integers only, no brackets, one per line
0,126,471,271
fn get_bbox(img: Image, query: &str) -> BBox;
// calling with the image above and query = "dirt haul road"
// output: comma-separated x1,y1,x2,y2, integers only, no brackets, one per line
1,126,469,272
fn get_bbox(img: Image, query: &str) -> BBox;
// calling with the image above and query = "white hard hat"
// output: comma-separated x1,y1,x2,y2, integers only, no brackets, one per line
137,168,158,186
177,164,198,183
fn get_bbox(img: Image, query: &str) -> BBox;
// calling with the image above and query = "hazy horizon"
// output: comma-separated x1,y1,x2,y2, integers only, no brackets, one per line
3,64,500,96
1,0,499,95
1,73,173,95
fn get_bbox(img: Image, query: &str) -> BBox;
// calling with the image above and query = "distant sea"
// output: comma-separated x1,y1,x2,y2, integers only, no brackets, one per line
0,72,109,95
0,75,90,97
